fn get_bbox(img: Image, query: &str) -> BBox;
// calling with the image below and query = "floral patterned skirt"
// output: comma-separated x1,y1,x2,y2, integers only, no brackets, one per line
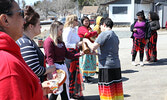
79,54,96,76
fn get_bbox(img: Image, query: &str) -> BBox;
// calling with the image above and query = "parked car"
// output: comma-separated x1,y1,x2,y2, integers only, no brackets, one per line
58,18,66,24
40,16,56,25
40,20,53,25
90,19,95,25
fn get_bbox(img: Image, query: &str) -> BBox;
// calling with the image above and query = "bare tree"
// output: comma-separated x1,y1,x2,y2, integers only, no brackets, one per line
33,0,75,19
52,0,75,16
33,0,53,19
94,0,111,6
32,0,109,19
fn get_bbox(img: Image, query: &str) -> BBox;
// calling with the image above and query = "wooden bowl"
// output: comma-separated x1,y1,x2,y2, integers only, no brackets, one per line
49,69,67,91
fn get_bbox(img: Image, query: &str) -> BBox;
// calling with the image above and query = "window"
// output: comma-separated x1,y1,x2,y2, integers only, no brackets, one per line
113,6,128,14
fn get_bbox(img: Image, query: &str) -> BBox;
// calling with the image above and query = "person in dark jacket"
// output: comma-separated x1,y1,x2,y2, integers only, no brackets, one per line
130,10,150,66
145,11,160,62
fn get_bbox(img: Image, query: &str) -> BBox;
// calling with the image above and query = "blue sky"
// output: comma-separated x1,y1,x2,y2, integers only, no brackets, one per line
17,0,41,5
25,0,40,5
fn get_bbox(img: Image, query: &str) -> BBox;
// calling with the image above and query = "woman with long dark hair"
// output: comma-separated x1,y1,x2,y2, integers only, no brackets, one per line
145,11,160,62
78,16,97,83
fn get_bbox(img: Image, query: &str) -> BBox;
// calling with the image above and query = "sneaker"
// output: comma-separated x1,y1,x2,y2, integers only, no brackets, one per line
87,76,93,79
84,79,93,83
145,59,150,61
140,62,144,66
70,98,77,100
71,96,84,100
131,61,137,66
149,59,157,62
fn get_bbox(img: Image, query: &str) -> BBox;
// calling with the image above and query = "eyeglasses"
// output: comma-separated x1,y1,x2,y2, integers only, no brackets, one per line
5,9,24,18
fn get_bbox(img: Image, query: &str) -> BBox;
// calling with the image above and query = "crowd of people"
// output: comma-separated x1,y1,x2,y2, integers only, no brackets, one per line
0,0,162,100
130,10,160,66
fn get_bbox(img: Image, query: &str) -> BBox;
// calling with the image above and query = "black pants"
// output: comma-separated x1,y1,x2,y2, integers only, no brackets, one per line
132,51,144,61
65,58,71,76
49,83,69,100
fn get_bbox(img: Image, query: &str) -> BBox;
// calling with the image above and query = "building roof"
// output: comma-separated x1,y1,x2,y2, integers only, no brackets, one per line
140,0,154,4
81,6,99,15
155,2,167,6
100,0,154,5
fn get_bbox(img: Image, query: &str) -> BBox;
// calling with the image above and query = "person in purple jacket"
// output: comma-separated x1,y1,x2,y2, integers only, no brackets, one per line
43,21,83,100
130,10,150,66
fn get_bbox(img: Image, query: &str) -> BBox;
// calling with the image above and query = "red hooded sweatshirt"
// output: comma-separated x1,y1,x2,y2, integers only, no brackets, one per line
0,32,44,100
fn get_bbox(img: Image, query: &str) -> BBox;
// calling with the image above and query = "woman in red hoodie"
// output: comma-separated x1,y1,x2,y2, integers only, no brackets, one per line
0,0,52,99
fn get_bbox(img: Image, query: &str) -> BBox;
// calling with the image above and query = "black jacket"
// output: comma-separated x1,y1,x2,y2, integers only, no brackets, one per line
148,20,160,34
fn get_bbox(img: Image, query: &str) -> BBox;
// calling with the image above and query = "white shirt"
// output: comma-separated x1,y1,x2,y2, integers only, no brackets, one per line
62,27,80,49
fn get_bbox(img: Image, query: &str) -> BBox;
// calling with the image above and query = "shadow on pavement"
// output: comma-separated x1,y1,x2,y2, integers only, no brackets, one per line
86,78,98,84
84,95,100,100
122,70,139,74
86,72,131,84
86,77,129,83
122,77,129,82
124,94,131,98
84,94,130,100
144,58,167,66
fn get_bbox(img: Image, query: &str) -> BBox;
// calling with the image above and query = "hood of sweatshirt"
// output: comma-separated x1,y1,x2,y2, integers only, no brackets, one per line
96,16,102,25
0,31,21,56
93,16,102,34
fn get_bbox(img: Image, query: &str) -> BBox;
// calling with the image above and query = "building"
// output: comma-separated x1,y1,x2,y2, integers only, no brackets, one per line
101,0,154,25
154,0,167,28
81,6,99,20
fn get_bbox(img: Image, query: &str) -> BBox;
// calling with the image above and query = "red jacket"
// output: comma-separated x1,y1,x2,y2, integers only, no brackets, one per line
78,26,97,42
166,21,167,29
0,32,43,100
